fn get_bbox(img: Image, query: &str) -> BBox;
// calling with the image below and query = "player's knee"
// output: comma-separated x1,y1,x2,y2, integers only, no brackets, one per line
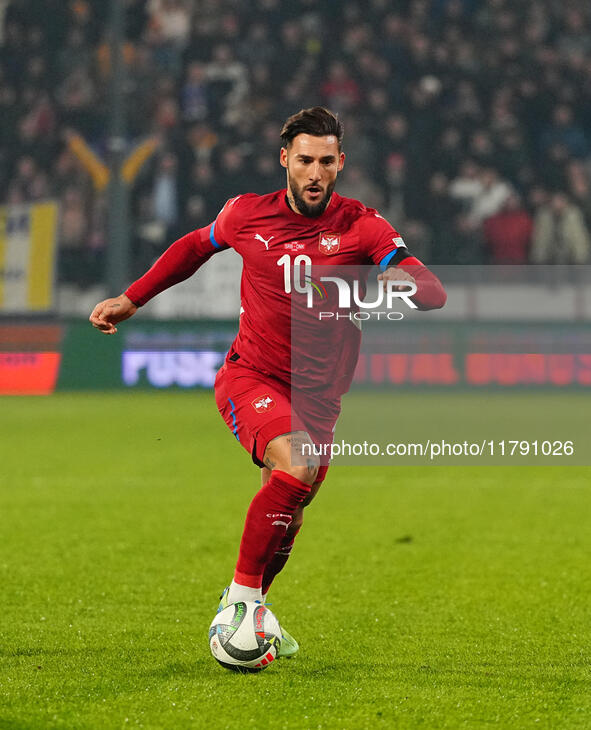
283,459,319,486
264,431,320,485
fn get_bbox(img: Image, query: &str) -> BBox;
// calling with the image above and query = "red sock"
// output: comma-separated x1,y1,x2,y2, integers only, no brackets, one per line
234,471,310,589
261,527,301,596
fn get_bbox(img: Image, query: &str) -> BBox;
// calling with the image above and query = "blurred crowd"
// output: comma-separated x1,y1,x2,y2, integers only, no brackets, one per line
1,0,591,286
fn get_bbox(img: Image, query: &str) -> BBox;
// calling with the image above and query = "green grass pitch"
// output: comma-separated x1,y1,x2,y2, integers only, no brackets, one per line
1,392,590,729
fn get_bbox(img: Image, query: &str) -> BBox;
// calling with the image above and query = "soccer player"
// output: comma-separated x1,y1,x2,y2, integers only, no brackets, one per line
89,107,446,659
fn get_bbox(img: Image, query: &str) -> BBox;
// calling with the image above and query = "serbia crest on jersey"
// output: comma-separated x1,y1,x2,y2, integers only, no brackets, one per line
318,232,341,255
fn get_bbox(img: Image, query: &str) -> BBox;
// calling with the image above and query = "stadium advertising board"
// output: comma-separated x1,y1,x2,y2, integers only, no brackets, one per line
119,326,235,388
2,321,591,395
0,324,62,395
122,350,225,388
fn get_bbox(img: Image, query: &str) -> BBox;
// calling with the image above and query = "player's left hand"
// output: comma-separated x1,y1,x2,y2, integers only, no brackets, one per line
377,267,416,291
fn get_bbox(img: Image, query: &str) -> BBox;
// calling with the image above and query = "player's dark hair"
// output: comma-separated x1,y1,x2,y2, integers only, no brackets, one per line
280,107,344,149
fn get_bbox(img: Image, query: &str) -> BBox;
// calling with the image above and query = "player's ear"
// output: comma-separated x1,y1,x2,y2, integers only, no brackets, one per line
338,151,345,171
280,146,288,169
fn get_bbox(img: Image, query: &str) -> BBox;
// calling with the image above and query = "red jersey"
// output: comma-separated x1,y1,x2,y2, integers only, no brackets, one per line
126,189,445,396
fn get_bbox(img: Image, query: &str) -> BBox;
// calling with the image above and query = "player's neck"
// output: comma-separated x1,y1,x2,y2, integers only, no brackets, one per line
285,194,301,215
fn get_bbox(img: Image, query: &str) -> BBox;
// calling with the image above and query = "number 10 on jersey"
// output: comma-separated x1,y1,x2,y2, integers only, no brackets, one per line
277,254,312,294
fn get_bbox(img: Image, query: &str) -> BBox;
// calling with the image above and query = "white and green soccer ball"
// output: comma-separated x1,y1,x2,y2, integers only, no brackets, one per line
209,601,282,673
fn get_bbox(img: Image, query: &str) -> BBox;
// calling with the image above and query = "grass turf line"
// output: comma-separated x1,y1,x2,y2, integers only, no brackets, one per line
0,392,589,729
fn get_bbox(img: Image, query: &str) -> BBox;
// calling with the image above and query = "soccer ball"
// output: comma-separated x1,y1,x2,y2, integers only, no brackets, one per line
209,601,282,673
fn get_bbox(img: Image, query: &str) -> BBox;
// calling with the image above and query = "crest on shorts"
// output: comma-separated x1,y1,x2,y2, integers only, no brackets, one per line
318,232,340,255
252,394,276,413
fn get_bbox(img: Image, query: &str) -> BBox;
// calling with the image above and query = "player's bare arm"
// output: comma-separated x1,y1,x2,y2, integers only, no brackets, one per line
89,293,137,334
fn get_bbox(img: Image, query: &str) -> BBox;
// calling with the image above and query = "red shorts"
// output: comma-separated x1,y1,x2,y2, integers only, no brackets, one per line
214,361,340,483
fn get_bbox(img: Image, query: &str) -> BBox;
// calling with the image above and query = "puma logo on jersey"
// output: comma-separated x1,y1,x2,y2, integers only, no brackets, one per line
254,233,274,250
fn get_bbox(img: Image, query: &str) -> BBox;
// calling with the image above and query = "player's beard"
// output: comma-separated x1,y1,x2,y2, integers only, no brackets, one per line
288,174,335,217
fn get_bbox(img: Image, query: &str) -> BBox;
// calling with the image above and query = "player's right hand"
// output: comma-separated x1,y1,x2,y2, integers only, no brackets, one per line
89,293,137,334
